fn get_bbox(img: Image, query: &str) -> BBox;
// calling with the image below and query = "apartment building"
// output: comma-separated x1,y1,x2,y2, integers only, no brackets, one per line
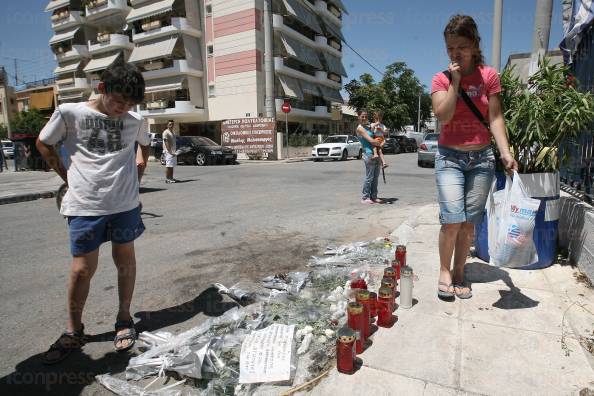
0,68,18,138
46,0,348,139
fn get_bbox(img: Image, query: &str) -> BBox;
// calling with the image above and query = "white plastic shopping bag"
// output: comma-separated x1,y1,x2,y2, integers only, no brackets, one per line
491,171,541,268
487,176,511,263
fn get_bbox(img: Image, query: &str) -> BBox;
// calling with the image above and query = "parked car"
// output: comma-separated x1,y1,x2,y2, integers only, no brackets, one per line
1,140,14,159
160,136,237,166
311,135,362,161
149,132,163,149
382,136,401,154
387,135,417,153
417,133,440,167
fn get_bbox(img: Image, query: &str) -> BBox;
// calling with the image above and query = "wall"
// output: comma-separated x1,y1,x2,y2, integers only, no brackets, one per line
558,194,594,282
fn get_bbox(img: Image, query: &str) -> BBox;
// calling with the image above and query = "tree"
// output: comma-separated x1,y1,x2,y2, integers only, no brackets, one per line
9,109,47,136
344,62,432,131
0,123,7,139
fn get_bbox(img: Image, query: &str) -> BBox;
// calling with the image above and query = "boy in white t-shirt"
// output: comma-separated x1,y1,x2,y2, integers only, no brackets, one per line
36,62,150,364
371,111,388,169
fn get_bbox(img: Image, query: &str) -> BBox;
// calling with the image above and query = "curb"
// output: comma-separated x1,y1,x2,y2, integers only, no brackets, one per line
0,190,57,206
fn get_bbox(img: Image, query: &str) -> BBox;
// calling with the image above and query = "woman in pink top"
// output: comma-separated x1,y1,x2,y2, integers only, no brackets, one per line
431,15,517,299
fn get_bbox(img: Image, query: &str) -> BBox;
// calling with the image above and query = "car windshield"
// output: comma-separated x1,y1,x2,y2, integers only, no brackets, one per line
323,136,347,144
424,134,439,141
189,137,218,146
2,142,13,148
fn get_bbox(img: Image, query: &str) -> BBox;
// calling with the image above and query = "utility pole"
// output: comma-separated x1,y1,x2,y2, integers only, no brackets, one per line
417,93,421,132
13,58,18,86
263,0,275,118
529,0,553,76
492,0,503,72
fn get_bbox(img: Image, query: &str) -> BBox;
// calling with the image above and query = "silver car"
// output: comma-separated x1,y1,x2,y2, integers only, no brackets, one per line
1,140,14,159
417,133,439,167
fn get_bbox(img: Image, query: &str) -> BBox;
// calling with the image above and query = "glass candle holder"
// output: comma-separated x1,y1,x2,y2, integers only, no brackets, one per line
369,291,377,318
377,287,393,327
347,301,365,354
396,245,407,267
356,290,372,338
381,277,396,308
392,258,401,281
336,327,356,374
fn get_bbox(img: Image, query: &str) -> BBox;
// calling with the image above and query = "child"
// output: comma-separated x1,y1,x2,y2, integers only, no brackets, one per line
36,62,150,364
370,111,388,169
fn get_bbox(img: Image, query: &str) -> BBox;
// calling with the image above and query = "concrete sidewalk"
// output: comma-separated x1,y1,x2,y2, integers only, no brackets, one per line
310,204,594,396
0,170,63,205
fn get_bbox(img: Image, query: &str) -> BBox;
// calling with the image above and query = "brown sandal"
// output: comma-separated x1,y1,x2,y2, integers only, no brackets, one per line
43,325,87,365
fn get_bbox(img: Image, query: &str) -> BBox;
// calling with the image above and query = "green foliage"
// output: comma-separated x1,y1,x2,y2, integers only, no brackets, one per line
344,62,432,131
288,133,320,147
0,124,7,140
9,109,47,136
500,58,594,173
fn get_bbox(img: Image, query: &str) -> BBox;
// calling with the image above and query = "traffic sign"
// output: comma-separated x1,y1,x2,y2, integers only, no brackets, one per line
281,100,291,113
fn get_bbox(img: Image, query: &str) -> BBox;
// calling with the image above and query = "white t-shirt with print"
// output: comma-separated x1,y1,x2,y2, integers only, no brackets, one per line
39,102,150,216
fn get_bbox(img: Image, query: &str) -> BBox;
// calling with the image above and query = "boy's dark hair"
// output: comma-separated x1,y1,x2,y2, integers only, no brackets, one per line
443,14,485,65
167,119,174,123
101,61,145,104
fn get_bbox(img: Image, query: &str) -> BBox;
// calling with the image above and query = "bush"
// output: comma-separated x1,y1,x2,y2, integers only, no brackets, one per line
288,134,319,147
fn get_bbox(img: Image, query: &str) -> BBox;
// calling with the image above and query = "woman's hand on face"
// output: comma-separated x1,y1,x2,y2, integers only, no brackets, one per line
448,62,462,84
500,152,518,174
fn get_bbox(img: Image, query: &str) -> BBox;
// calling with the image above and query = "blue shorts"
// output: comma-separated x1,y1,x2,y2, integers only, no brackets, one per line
68,205,145,256
435,146,495,225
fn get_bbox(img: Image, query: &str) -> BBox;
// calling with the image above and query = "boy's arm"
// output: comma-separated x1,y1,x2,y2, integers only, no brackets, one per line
136,144,149,182
36,139,67,183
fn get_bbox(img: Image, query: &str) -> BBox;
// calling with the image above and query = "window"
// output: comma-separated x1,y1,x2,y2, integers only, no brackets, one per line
208,85,216,97
205,4,212,15
207,45,214,56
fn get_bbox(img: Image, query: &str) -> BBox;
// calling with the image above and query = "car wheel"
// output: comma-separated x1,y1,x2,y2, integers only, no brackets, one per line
418,159,423,167
341,150,348,161
357,149,363,159
196,152,207,166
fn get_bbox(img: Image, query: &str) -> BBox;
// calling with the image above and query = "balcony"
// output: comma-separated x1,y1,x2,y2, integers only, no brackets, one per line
139,100,206,119
274,57,319,84
51,10,85,30
275,99,331,119
45,0,71,12
314,35,341,57
314,0,342,26
85,0,129,21
133,17,201,43
272,14,317,49
141,59,203,80
315,70,341,89
54,44,89,62
88,33,133,55
57,77,91,93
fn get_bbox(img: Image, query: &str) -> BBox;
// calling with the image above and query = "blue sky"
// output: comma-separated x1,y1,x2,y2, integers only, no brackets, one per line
0,0,564,90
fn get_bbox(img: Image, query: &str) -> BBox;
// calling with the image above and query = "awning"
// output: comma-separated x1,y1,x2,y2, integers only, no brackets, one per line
280,34,322,69
84,53,121,73
282,0,322,34
327,0,348,14
128,37,178,63
126,0,175,23
278,75,303,100
59,92,85,102
54,61,81,75
319,85,343,103
49,27,80,45
320,16,344,41
299,79,321,97
29,91,55,110
45,0,70,12
321,52,347,76
145,77,185,93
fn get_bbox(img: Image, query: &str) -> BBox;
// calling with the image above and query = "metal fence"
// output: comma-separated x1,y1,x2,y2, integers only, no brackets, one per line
560,22,594,204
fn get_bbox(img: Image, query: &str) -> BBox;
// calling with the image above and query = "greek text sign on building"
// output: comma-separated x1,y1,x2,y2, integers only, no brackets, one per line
221,118,276,155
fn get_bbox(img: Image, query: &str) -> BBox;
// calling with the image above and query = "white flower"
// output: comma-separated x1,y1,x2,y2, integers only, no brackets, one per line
303,325,314,334
317,335,327,343
324,329,335,338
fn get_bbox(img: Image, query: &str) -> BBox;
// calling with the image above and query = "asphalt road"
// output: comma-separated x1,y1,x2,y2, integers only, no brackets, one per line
0,152,436,395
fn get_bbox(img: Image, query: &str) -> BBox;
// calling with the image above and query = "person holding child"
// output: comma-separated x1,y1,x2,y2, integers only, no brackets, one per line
356,110,384,204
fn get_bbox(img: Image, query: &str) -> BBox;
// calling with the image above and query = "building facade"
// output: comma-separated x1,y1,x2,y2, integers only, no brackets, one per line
0,68,18,138
46,0,348,142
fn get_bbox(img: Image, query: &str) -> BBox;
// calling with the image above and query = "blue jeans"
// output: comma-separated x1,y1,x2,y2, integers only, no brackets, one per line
362,153,381,200
435,146,495,224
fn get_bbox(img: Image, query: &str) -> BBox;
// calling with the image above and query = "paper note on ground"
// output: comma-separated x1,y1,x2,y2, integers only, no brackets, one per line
239,323,295,384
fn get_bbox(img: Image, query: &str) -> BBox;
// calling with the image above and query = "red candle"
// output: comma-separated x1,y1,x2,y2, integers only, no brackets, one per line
356,290,372,338
392,258,401,281
347,302,365,354
336,327,356,374
384,267,397,283
396,245,406,268
377,287,393,327
381,277,397,309
369,291,378,318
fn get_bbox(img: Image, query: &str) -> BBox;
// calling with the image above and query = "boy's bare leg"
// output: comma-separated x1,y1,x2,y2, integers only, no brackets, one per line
67,249,100,333
166,167,173,180
372,147,379,158
379,150,388,168
112,241,136,349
